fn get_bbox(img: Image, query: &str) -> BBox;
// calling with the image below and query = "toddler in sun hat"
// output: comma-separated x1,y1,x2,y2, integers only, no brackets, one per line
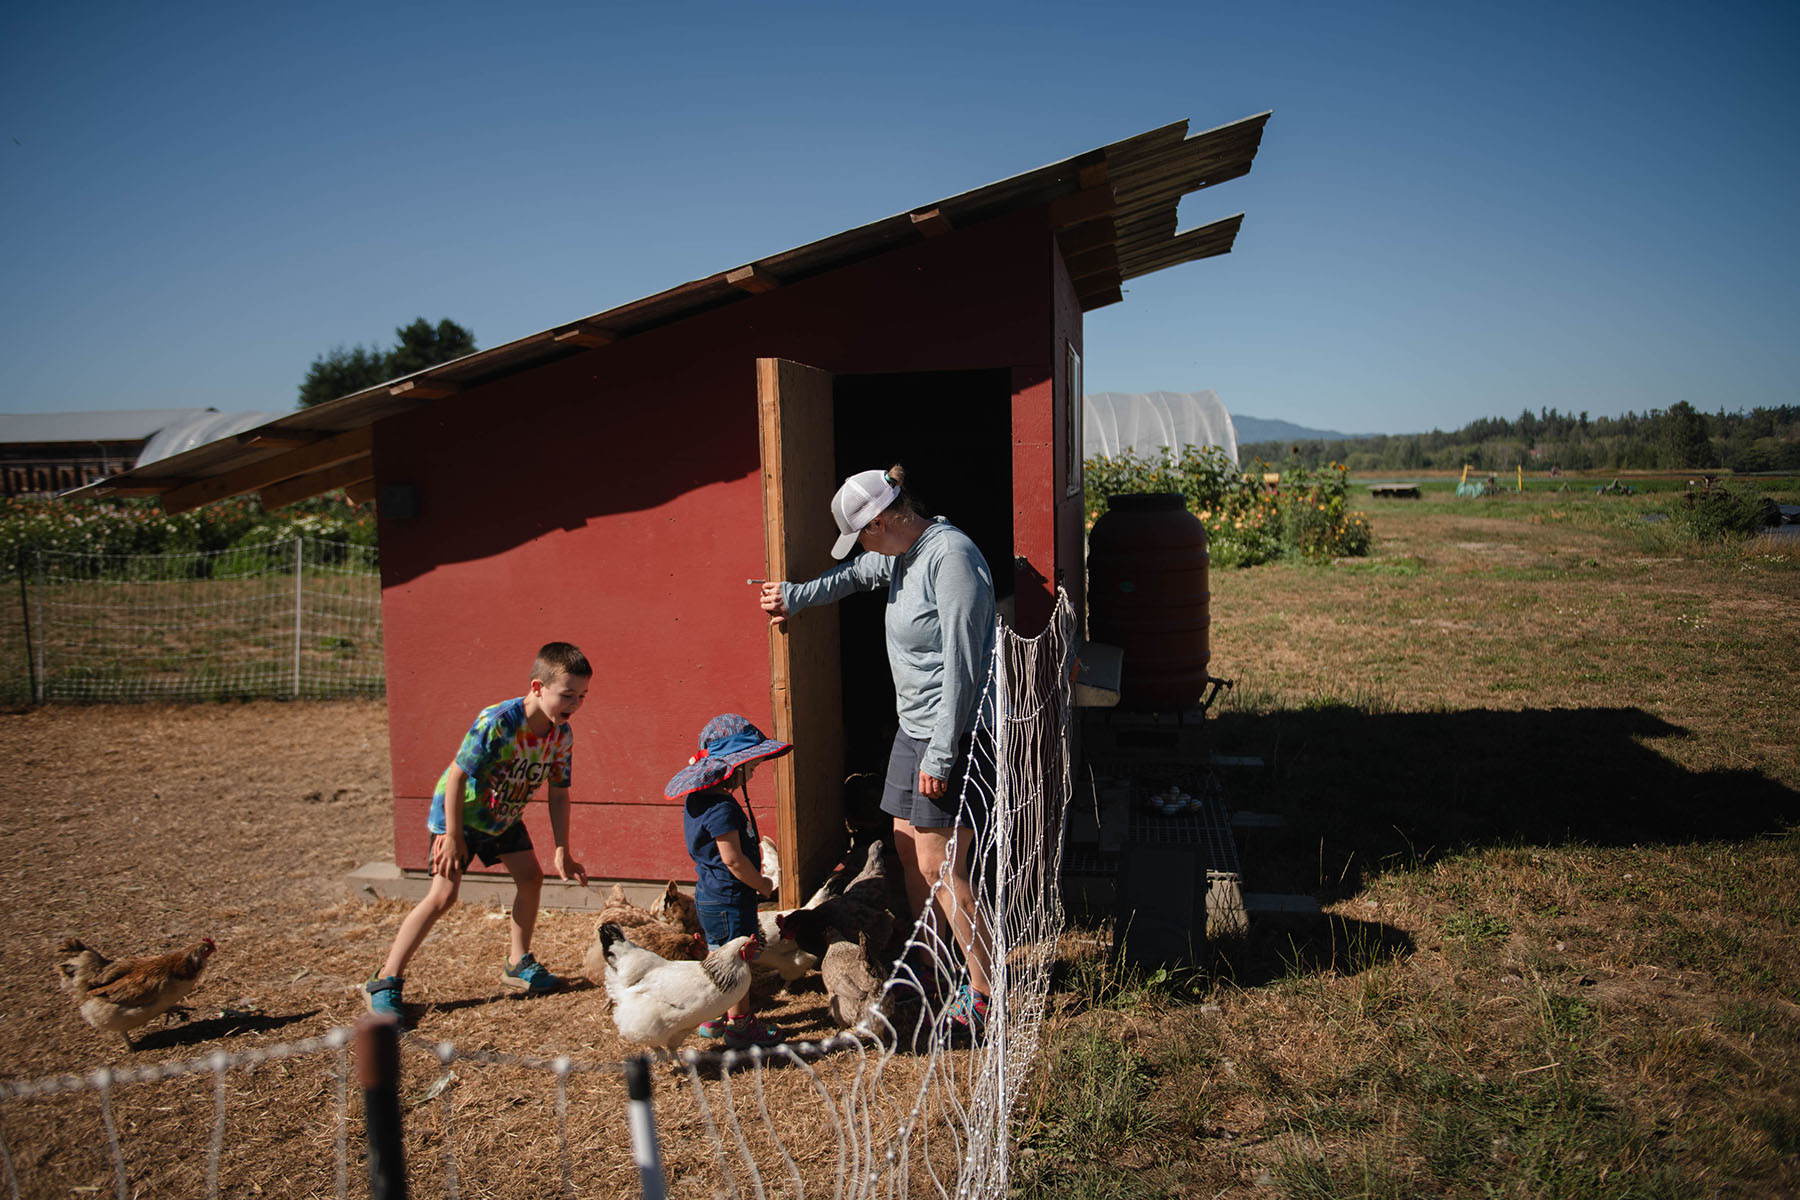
666,713,790,1048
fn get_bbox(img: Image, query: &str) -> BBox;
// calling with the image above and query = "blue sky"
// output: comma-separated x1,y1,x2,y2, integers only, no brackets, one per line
3,1,1794,435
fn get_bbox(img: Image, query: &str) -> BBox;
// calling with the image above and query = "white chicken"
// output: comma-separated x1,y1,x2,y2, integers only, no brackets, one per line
754,908,820,987
760,836,781,896
598,922,761,1053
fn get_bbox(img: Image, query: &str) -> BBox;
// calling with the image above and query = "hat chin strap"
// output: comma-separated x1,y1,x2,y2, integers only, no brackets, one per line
738,774,761,844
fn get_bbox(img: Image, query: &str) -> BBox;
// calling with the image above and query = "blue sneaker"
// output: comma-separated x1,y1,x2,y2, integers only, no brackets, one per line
365,975,406,1022
947,984,988,1040
698,1019,730,1039
501,953,560,994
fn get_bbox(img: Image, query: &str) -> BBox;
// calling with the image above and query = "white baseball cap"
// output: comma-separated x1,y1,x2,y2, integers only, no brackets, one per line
829,469,901,559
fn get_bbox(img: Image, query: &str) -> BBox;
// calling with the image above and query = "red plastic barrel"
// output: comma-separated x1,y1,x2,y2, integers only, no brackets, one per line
1087,493,1211,712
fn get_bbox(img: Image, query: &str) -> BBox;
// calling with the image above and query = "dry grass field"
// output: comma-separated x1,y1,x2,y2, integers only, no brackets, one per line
1021,479,1800,1199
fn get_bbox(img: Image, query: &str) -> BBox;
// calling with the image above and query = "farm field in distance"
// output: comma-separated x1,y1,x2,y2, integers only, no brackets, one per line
1024,475,1800,1198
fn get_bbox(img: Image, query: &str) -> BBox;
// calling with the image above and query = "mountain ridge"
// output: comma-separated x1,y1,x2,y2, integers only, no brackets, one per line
1233,415,1381,444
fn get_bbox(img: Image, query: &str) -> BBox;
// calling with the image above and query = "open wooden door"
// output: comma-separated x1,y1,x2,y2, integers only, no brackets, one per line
757,358,844,909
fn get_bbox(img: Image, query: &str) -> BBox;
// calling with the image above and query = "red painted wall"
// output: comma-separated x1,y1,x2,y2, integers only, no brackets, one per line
375,207,1071,881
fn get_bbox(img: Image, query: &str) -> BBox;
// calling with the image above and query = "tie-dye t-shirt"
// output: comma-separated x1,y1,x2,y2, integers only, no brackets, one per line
427,698,574,837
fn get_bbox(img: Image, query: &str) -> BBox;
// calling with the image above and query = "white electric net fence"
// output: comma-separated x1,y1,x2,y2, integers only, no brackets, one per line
0,592,1075,1199
14,537,382,703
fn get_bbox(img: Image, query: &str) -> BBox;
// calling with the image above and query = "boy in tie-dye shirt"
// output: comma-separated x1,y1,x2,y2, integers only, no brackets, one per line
364,642,592,1026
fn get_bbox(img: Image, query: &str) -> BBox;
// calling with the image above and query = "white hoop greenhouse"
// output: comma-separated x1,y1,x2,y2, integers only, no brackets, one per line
1085,390,1239,465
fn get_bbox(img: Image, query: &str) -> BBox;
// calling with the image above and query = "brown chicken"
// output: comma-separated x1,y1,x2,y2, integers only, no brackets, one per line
648,880,701,934
822,929,892,1030
583,917,704,986
589,883,706,969
57,937,216,1049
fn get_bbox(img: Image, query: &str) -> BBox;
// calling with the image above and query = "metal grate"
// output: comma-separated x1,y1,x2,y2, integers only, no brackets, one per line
1066,763,1240,876
1125,772,1239,876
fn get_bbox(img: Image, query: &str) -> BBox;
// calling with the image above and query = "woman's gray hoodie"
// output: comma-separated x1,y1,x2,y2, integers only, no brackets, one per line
782,518,995,780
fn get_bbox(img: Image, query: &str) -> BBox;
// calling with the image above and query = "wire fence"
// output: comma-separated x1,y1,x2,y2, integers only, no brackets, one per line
1,593,1079,1198
2,537,383,704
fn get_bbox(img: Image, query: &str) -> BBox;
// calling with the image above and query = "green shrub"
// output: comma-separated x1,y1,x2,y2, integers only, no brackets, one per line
1085,446,1372,566
1,493,375,576
1670,478,1778,541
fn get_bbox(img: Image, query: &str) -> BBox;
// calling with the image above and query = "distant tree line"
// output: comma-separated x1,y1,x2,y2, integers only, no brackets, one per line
1239,403,1800,473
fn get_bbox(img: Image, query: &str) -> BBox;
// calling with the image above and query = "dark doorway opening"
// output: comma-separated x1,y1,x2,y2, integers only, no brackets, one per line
830,368,1015,778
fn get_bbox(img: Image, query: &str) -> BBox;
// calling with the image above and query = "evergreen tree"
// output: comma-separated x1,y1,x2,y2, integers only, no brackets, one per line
297,317,477,408
1660,401,1712,468
388,318,478,378
297,344,390,410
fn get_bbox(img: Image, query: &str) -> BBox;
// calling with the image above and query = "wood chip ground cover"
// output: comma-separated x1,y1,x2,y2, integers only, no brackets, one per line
0,702,958,1198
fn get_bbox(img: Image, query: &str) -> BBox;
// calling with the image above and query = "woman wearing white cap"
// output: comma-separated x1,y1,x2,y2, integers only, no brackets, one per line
758,465,996,1033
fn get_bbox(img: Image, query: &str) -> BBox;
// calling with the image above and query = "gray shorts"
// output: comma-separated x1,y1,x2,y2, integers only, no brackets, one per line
881,729,982,830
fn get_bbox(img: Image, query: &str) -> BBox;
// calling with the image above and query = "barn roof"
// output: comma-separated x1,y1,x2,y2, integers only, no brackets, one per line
0,409,221,446
70,112,1270,511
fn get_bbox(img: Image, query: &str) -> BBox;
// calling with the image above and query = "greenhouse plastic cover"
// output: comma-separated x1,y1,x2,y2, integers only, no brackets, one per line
135,410,285,467
1085,390,1239,465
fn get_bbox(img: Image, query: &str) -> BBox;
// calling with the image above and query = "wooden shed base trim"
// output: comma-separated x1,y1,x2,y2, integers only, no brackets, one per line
345,862,684,913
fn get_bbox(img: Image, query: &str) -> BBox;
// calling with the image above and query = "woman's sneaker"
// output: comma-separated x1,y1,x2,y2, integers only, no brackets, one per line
365,975,406,1024
698,1019,730,1039
722,1016,783,1048
500,953,560,994
946,984,989,1039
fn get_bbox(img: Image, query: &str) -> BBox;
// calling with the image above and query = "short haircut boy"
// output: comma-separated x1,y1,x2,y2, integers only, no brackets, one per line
532,641,593,683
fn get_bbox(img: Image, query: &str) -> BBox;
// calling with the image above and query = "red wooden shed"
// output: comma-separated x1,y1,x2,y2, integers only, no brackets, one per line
75,113,1269,905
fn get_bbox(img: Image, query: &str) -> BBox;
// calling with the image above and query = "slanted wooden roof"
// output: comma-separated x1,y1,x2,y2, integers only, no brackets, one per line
70,112,1269,511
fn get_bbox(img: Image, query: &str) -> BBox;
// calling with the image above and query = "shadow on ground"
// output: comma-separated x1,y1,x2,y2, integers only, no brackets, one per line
1209,704,1800,901
1210,916,1416,990
131,1008,321,1051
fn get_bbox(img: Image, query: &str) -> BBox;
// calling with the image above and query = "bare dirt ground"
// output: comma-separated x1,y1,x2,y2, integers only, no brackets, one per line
0,701,951,1198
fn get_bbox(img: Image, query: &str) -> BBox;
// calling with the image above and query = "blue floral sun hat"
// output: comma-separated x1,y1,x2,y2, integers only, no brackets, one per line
663,713,792,800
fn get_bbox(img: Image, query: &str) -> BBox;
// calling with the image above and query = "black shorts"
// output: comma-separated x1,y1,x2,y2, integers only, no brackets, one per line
880,729,983,830
433,821,533,873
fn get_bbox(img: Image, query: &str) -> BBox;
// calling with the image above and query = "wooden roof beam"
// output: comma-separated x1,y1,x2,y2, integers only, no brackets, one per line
158,427,374,515
236,430,327,449
389,379,460,401
1079,284,1124,312
1055,217,1118,257
552,322,616,349
1047,184,1116,231
909,208,954,238
727,265,781,294
259,456,374,511
84,478,185,498
1063,244,1121,283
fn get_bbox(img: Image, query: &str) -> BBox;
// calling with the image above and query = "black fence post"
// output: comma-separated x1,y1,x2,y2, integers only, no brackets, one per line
16,550,36,705
356,1014,407,1200
625,1054,667,1200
